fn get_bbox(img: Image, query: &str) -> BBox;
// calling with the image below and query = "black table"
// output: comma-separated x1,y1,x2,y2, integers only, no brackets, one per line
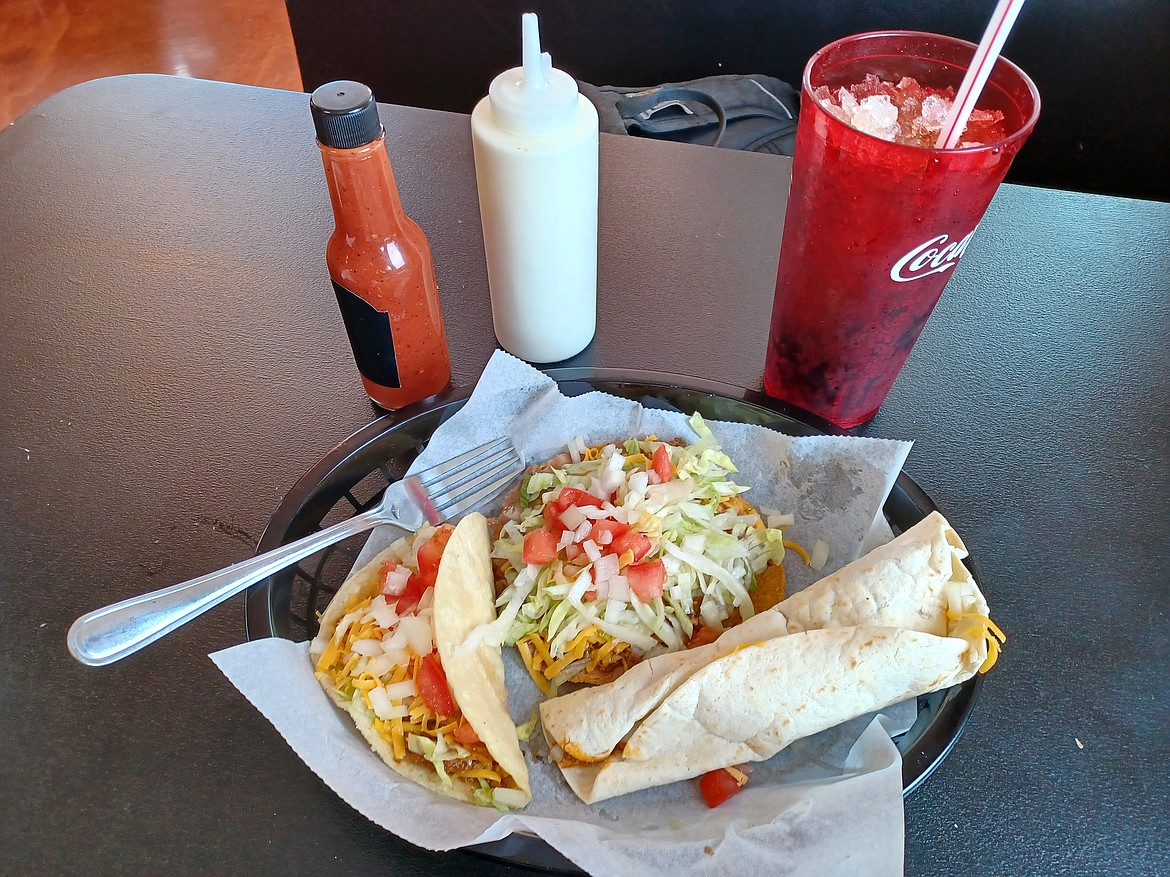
1,74,1167,876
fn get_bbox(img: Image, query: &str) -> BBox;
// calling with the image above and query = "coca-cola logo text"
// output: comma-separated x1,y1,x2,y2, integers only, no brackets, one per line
890,231,976,283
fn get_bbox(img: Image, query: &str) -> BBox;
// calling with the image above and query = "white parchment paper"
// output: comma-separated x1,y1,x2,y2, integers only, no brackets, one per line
212,351,917,877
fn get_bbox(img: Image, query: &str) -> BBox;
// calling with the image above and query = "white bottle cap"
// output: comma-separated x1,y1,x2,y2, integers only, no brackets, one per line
488,13,580,136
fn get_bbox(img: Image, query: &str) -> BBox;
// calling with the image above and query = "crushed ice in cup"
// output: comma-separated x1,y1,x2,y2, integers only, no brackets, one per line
813,74,1007,148
850,95,900,140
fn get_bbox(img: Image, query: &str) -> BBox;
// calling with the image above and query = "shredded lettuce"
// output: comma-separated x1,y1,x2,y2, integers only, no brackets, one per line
491,416,788,663
515,712,539,742
407,732,470,788
519,472,555,508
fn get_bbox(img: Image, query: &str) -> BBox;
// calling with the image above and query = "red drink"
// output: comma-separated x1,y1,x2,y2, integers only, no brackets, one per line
763,32,1039,428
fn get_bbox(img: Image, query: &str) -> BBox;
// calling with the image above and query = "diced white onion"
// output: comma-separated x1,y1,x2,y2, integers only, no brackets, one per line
568,569,593,602
578,505,612,520
766,513,795,529
810,539,830,571
557,528,576,550
350,638,383,657
381,566,411,596
334,608,363,645
382,625,410,651
397,614,434,656
360,595,385,623
593,553,620,582
597,530,614,545
368,685,394,719
366,652,402,679
381,702,410,720
607,575,630,603
573,520,592,543
382,648,409,671
582,540,602,562
568,436,586,463
383,679,418,702
559,505,587,530
366,597,400,629
417,587,435,612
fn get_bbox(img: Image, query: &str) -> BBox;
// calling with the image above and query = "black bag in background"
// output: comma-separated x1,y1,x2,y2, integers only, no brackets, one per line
577,74,800,156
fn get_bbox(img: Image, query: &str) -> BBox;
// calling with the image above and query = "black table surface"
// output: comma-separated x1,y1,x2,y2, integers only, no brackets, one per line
1,74,1167,876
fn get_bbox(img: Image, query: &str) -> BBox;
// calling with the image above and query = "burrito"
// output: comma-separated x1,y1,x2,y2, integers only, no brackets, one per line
310,513,531,810
539,511,1004,804
485,414,792,691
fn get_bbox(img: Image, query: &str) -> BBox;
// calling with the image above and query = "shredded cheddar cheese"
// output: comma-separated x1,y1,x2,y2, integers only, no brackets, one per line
725,766,749,786
947,610,1006,673
457,767,503,783
782,539,811,565
516,639,551,694
516,626,630,690
315,590,519,795
732,641,765,654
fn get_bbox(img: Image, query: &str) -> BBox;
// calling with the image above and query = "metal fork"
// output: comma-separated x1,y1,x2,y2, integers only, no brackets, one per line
67,436,523,667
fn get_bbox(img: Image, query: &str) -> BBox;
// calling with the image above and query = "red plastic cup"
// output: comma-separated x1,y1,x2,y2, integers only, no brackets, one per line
763,31,1040,428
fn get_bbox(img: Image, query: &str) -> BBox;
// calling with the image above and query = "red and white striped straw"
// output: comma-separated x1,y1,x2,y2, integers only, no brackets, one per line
935,0,1028,149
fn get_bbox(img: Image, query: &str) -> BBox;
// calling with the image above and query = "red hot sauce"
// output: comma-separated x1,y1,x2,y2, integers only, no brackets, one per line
311,81,451,410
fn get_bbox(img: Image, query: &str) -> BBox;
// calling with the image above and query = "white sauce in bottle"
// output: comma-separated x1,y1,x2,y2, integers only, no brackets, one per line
470,13,599,363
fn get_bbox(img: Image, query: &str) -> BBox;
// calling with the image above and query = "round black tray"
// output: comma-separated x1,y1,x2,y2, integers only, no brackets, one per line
245,367,982,872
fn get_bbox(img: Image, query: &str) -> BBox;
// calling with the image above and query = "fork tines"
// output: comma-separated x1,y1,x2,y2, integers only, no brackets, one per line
405,436,524,524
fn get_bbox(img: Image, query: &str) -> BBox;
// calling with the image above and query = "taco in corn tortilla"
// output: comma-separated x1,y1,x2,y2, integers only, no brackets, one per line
539,511,1003,803
310,513,531,810
486,413,791,693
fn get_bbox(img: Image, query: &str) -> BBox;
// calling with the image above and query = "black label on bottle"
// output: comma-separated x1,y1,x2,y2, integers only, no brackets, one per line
331,280,401,388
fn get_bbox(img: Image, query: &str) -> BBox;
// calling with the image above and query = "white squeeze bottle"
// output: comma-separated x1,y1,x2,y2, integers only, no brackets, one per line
471,12,599,363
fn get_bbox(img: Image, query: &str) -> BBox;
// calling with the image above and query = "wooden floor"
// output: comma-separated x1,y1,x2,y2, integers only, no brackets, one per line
0,0,303,128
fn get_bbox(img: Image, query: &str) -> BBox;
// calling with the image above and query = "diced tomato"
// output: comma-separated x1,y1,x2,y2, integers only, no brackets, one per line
609,531,652,562
393,570,433,616
555,487,604,511
541,503,567,538
417,653,457,717
523,528,559,565
415,526,453,578
452,718,480,747
687,625,720,649
699,767,748,808
588,518,629,545
627,559,667,601
652,444,672,483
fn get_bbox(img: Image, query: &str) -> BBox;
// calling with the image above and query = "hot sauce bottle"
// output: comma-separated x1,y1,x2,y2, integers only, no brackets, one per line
310,81,451,410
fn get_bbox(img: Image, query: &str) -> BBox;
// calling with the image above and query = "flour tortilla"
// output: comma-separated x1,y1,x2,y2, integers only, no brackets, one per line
315,513,530,805
540,511,990,803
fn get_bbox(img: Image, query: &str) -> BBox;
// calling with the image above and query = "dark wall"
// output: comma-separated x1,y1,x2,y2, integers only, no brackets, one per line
285,0,1170,202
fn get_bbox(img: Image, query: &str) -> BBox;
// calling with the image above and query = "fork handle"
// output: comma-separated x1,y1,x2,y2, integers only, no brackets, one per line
67,507,392,667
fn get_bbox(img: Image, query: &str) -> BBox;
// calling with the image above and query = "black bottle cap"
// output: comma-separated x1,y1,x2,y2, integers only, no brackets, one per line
310,81,383,148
